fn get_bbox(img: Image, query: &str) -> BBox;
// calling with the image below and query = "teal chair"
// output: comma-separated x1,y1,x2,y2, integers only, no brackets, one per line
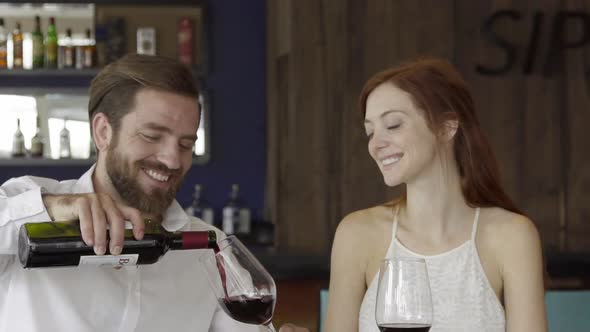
319,289,329,332
545,290,590,332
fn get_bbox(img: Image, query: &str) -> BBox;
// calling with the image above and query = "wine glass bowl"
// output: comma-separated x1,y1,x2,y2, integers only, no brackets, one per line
201,235,277,330
375,257,433,332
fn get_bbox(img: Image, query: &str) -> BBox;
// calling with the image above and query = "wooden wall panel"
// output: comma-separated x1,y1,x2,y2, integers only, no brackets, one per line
267,0,590,256
563,0,590,251
518,0,562,252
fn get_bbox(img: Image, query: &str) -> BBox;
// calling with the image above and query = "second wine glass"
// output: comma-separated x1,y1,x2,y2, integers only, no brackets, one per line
375,257,433,332
201,235,277,331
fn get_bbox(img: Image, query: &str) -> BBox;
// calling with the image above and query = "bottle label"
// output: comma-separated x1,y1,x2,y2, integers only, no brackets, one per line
64,48,74,67
30,140,44,157
79,254,139,267
46,43,57,64
202,208,214,225
222,207,235,235
32,37,44,66
137,27,156,55
84,48,93,67
238,208,251,234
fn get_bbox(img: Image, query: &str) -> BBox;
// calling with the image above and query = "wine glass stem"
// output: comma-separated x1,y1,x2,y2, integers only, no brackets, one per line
264,323,277,332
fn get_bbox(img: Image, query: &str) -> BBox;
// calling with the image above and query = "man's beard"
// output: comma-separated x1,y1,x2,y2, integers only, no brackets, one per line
105,144,183,216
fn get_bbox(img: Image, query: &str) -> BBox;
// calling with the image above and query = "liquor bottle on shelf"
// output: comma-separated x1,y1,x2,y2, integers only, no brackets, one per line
30,115,44,158
75,43,83,69
63,28,75,69
0,18,7,69
94,25,107,67
11,118,26,158
222,184,251,236
59,119,71,159
83,28,96,68
105,17,125,64
32,15,44,69
177,18,193,66
185,184,214,225
18,220,218,268
12,22,23,69
45,17,58,69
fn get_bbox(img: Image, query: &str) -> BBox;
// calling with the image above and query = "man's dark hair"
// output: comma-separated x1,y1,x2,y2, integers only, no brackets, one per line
88,53,199,136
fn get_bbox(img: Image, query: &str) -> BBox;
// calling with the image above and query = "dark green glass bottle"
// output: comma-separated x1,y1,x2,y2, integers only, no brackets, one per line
32,15,44,69
44,17,57,68
18,221,217,268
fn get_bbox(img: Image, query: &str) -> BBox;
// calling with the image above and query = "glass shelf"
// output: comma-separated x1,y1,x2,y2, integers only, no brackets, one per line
0,156,209,166
0,69,99,91
0,67,203,91
0,157,96,166
0,69,100,77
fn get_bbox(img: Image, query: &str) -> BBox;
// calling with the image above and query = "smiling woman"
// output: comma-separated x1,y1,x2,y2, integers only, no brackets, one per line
326,57,547,332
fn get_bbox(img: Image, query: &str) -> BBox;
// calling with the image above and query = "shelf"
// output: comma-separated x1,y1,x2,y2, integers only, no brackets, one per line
0,155,209,166
2,0,205,5
0,157,96,166
0,69,99,91
0,69,100,77
0,67,204,92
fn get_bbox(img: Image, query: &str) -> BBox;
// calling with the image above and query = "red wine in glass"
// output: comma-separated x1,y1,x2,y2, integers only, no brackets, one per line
375,258,433,332
378,323,431,332
202,236,277,332
213,243,230,299
220,294,275,325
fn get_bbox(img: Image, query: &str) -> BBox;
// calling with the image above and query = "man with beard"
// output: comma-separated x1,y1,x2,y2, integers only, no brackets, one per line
0,54,307,332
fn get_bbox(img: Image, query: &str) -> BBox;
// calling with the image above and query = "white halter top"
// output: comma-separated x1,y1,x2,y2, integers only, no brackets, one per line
358,208,506,332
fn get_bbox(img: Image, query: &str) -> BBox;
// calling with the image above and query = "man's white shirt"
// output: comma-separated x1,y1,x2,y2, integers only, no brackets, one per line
0,165,265,332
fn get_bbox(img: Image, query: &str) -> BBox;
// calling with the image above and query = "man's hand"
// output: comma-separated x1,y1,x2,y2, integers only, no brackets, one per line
42,193,145,255
278,324,310,332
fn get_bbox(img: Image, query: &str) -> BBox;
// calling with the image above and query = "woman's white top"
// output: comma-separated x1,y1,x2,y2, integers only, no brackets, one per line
358,208,506,332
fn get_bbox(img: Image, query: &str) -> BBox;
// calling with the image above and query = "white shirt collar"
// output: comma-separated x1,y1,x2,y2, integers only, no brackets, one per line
73,164,190,232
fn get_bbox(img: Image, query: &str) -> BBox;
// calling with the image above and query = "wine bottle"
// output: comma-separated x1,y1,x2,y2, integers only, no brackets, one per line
45,17,58,69
222,185,239,235
12,22,23,69
63,28,75,69
185,184,214,225
222,184,251,236
11,118,26,157
59,118,71,158
83,28,96,68
18,221,218,268
30,115,44,158
32,15,44,69
0,18,8,69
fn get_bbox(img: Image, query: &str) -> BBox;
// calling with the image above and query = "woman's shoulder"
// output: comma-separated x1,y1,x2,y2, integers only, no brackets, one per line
478,207,538,236
338,204,395,234
332,203,396,274
477,207,541,255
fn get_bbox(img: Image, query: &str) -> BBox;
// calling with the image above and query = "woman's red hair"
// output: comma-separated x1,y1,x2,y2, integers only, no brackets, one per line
359,57,522,214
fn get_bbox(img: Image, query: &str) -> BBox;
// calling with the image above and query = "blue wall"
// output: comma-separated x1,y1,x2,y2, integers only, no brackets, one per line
0,0,267,223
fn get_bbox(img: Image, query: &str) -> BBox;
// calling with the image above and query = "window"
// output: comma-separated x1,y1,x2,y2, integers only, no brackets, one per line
0,93,207,160
0,95,37,158
48,117,91,159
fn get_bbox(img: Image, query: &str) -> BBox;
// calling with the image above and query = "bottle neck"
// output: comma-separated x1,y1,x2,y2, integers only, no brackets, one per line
168,230,217,250
193,191,202,202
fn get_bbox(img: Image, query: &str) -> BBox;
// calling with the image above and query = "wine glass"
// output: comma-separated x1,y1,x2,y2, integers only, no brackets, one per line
375,257,433,332
201,235,277,331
